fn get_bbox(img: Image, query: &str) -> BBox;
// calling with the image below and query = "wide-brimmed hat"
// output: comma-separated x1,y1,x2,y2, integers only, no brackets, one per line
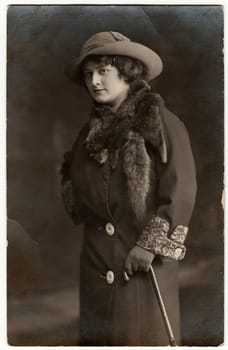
65,31,163,83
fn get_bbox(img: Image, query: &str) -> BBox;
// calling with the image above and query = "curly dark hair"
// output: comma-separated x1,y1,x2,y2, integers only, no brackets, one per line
79,55,147,85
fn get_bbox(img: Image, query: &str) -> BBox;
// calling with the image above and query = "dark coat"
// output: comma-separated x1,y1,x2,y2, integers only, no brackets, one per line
61,80,197,346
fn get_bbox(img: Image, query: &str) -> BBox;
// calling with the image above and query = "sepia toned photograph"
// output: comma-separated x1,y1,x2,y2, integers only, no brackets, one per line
7,4,223,346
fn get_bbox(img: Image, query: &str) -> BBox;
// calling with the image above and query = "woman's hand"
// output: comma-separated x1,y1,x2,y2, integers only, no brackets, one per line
124,245,155,277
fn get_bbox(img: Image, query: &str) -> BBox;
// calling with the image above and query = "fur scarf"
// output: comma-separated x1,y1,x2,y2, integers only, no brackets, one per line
84,79,167,224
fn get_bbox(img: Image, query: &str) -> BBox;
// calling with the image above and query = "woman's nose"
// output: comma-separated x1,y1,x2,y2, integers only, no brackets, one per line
91,72,101,86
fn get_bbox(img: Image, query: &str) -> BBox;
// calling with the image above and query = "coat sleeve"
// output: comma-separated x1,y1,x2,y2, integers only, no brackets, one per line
60,125,92,225
136,107,197,261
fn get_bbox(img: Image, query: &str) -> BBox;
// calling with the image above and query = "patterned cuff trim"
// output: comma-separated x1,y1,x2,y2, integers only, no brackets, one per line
136,216,187,261
141,216,170,240
170,225,188,244
137,237,186,260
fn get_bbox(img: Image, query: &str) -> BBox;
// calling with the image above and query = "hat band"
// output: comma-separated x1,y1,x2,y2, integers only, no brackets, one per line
81,43,104,56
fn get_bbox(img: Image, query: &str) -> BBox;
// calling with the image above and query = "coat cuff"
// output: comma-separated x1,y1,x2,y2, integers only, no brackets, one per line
136,216,188,261
170,225,189,244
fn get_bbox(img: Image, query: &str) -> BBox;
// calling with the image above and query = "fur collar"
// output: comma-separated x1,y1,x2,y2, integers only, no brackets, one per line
84,79,167,225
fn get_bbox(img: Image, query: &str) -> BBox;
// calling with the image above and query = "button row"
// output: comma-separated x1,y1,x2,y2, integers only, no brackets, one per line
99,223,115,284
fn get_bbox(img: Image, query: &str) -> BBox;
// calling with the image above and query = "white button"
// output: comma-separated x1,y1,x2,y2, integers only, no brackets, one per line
106,270,115,284
105,223,115,236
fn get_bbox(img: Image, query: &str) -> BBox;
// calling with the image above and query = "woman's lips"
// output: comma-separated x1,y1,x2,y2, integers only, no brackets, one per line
94,89,106,93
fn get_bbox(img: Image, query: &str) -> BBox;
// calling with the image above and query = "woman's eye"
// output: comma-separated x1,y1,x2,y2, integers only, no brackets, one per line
99,68,108,75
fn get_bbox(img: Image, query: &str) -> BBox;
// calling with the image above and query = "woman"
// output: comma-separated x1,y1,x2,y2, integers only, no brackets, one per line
61,31,197,346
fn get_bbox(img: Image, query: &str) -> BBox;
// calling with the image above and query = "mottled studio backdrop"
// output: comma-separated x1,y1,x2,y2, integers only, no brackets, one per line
7,5,223,346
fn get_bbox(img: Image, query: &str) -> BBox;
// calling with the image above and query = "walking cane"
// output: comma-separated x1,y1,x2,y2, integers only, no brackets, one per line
149,265,177,346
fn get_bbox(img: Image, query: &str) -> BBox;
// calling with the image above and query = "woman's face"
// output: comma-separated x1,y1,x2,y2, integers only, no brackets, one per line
83,60,130,111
